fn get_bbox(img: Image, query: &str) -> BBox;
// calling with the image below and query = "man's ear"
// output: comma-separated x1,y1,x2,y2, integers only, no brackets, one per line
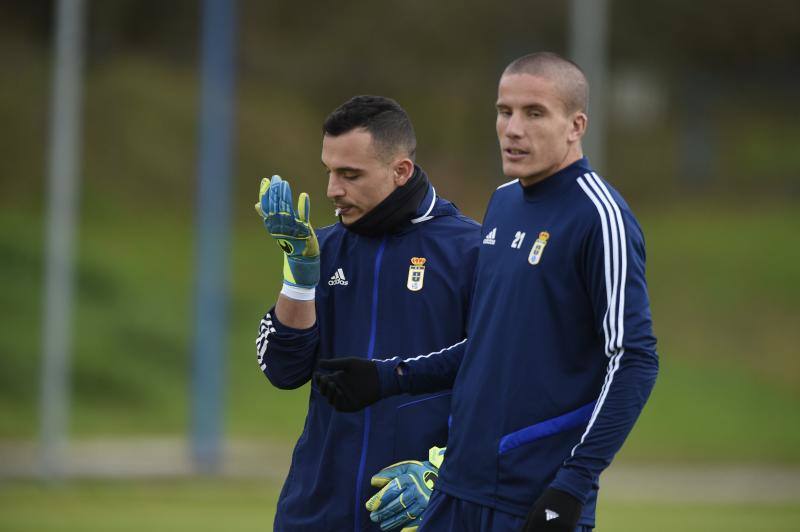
393,158,415,186
568,112,588,143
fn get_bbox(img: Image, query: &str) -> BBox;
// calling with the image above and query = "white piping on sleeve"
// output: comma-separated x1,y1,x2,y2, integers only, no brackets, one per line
375,337,468,365
589,172,628,349
571,173,629,457
584,174,621,353
576,175,614,355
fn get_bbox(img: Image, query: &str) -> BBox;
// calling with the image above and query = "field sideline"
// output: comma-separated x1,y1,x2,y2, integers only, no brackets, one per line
1,478,799,531
2,439,798,531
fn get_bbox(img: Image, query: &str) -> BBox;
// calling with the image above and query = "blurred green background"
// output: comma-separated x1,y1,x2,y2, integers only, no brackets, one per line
1,0,799,530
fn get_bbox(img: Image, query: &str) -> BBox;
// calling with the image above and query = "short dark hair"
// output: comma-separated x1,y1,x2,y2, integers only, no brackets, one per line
323,95,417,161
504,52,589,114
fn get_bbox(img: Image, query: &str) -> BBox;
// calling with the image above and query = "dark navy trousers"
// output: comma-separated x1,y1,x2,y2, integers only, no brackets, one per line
420,490,593,532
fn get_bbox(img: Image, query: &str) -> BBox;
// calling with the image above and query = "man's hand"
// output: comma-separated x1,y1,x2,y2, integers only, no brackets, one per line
365,447,446,532
254,175,320,290
521,487,583,531
313,358,381,412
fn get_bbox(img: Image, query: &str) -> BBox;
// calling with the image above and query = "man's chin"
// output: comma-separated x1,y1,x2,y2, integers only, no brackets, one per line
340,213,362,225
502,162,529,180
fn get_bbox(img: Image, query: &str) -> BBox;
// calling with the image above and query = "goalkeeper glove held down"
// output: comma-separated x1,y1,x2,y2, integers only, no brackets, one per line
365,446,446,531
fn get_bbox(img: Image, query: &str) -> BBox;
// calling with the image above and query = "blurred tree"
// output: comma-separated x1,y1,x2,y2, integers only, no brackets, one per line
612,0,800,71
1,0,798,208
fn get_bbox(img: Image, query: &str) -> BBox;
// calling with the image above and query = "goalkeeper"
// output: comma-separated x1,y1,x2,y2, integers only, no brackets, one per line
254,95,480,531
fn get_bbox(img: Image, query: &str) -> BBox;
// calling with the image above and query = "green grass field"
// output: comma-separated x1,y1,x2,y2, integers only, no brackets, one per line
2,203,799,463
0,479,798,531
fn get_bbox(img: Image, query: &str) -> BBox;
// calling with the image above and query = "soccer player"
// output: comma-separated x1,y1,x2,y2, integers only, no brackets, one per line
255,95,481,531
315,53,659,531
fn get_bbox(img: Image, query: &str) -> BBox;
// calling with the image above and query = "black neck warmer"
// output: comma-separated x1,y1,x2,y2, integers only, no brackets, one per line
343,166,431,237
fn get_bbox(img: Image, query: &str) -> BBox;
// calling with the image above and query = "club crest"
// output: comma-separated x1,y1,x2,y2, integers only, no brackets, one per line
528,231,550,265
407,257,426,291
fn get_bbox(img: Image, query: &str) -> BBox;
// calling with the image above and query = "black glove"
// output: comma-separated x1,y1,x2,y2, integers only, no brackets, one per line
313,358,381,412
521,488,583,531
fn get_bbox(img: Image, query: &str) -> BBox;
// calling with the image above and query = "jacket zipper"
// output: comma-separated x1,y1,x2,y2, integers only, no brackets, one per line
354,236,387,532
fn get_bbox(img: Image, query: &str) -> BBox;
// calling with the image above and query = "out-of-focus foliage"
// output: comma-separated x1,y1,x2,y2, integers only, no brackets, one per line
612,0,800,70
1,0,798,215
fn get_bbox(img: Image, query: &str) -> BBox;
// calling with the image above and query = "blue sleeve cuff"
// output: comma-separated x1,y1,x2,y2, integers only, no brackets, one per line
374,358,403,398
269,306,318,336
550,466,595,505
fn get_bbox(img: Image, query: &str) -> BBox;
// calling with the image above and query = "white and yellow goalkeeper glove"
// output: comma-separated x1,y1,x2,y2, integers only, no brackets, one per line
365,446,446,531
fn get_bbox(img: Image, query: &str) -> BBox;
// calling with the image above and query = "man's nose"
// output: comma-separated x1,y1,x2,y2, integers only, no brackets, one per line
504,112,524,138
327,174,344,199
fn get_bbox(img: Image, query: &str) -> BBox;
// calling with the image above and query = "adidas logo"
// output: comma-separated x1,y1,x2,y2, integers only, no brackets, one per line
328,268,349,286
483,227,497,245
545,509,559,522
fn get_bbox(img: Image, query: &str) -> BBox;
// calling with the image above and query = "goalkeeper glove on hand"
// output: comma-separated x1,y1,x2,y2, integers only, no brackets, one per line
313,358,380,412
365,447,446,532
254,175,320,293
521,487,583,531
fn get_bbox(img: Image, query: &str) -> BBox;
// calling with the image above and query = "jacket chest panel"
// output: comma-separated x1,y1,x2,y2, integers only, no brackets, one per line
478,206,576,288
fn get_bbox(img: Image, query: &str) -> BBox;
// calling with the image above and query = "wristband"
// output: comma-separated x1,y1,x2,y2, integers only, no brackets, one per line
281,283,315,301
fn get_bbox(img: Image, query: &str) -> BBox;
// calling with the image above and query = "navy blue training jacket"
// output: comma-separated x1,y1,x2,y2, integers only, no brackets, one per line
256,183,481,532
376,159,658,528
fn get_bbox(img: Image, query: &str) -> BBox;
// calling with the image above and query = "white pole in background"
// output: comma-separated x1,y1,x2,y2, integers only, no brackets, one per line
569,0,609,172
40,0,86,480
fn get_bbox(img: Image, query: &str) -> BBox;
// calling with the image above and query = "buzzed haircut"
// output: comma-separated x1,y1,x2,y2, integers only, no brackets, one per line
323,95,417,161
504,52,589,115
